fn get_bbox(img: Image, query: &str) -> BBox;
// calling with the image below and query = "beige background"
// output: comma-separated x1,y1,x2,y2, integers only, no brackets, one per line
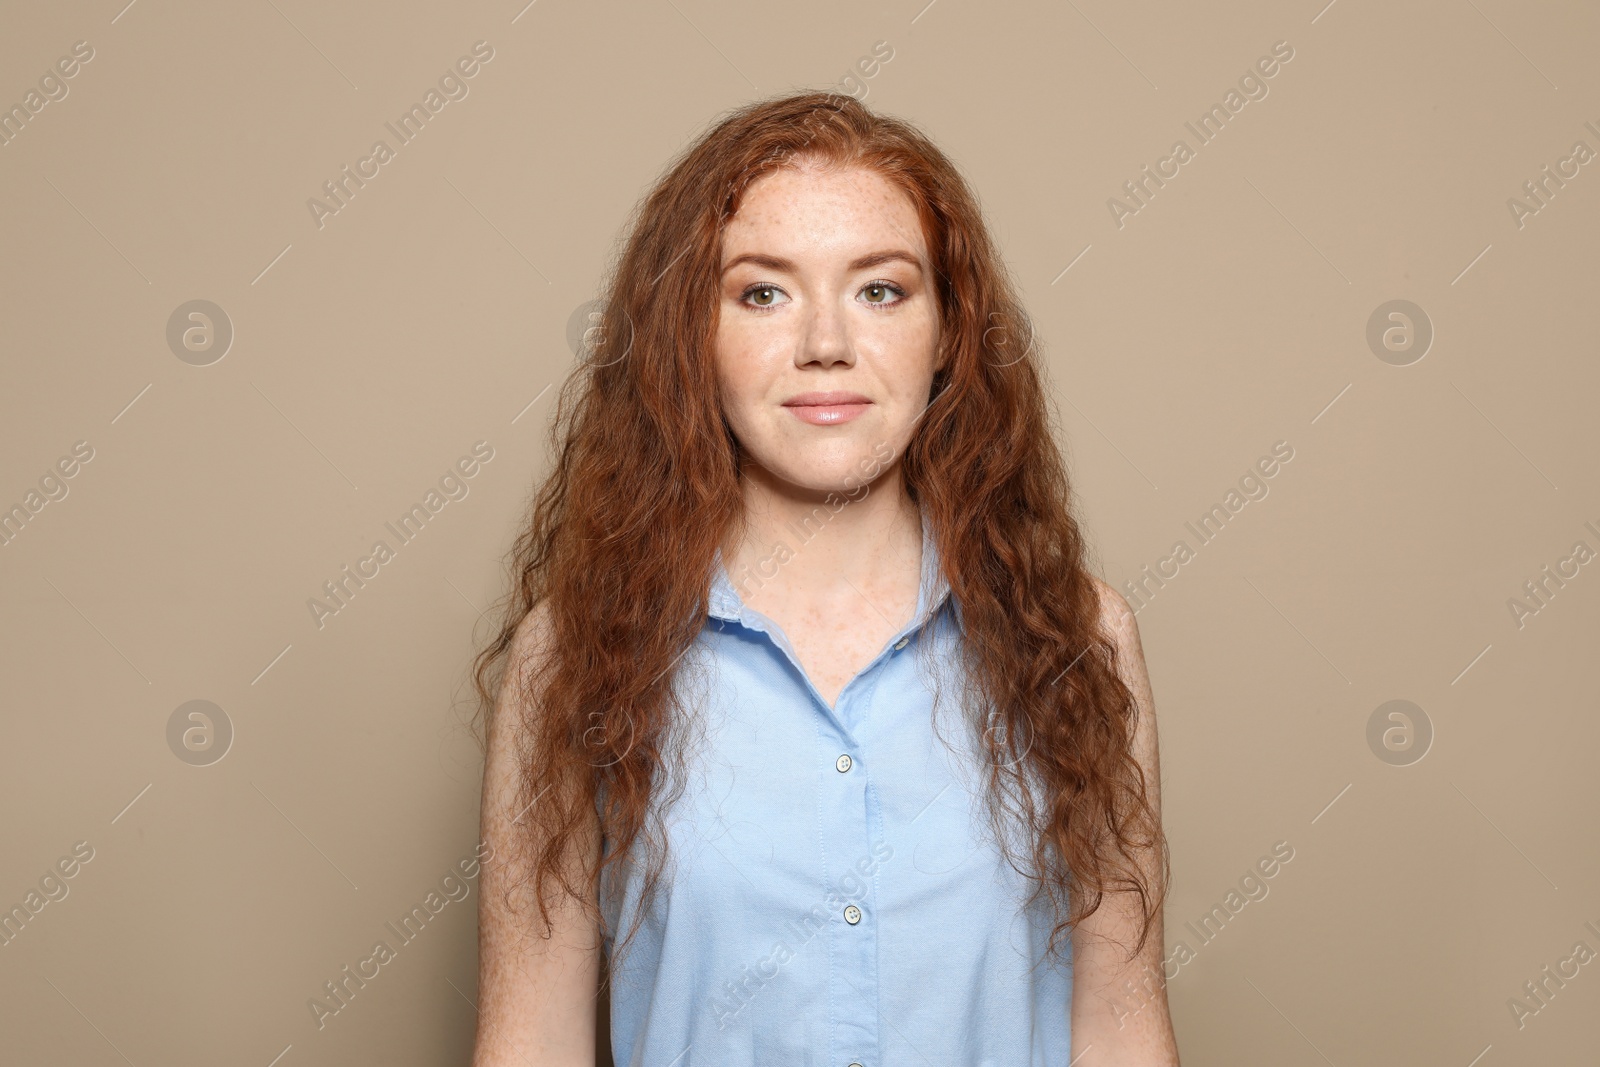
2,0,1597,1063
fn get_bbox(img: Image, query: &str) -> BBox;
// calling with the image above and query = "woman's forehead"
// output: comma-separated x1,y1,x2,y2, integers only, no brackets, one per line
720,165,928,262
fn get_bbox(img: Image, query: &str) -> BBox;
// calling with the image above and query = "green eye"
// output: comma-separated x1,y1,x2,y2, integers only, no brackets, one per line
750,287,776,305
861,281,903,305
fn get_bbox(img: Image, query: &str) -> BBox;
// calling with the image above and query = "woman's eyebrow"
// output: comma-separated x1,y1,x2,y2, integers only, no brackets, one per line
720,249,924,275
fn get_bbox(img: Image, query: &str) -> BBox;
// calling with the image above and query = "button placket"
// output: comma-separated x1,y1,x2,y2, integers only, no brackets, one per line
820,691,881,1062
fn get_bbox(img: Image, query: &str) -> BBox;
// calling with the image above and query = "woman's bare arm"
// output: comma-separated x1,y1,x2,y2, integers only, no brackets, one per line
1069,579,1181,1066
472,604,603,1066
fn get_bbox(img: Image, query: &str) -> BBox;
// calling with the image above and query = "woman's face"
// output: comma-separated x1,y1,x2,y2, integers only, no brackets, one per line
714,161,941,498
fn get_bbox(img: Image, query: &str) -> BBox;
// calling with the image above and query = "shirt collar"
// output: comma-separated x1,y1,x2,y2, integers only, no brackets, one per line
708,509,962,635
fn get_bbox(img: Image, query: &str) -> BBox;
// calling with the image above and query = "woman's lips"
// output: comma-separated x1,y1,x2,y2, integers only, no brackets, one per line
786,402,870,425
782,392,871,425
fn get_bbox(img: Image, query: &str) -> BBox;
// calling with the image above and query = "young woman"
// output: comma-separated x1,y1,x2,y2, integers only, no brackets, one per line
470,90,1179,1066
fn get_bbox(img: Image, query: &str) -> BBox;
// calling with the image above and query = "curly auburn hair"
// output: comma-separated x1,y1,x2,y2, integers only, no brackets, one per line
470,88,1167,973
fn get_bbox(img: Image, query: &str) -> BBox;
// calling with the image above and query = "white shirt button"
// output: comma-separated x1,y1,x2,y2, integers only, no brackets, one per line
843,904,862,924
893,636,909,650
848,1063,864,1067
835,753,852,773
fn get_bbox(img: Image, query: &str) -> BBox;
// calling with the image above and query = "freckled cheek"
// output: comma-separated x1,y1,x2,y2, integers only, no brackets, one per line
722,316,804,375
716,340,788,416
715,380,768,448
858,314,938,369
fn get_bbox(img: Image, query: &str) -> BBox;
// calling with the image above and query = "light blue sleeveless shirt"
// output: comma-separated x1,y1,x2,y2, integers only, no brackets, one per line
599,512,1074,1065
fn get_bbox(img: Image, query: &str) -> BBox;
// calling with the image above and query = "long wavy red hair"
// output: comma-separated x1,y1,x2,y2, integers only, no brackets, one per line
471,89,1167,972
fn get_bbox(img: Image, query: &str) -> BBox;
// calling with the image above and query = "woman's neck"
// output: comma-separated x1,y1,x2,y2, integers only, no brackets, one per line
720,463,923,614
